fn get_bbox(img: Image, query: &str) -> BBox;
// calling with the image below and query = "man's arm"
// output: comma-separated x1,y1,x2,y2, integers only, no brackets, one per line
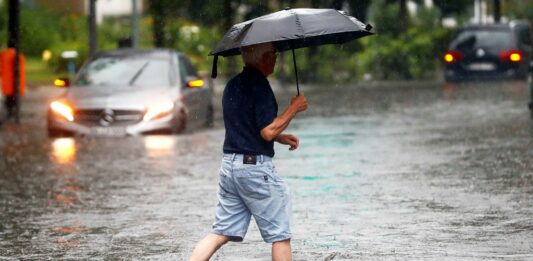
260,94,307,141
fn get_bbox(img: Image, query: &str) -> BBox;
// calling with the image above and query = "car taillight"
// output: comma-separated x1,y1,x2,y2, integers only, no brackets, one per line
444,51,463,63
499,50,523,62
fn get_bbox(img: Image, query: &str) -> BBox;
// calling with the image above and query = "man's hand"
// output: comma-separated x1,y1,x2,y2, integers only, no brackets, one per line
275,134,299,151
260,94,308,142
290,94,308,113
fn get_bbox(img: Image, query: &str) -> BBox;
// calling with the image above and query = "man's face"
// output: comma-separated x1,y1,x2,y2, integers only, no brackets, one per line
263,49,278,76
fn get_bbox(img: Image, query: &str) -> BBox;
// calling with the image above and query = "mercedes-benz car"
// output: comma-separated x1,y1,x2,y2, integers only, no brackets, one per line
47,48,214,137
443,21,531,82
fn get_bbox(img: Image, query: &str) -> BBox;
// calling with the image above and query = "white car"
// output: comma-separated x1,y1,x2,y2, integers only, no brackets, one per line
47,48,214,137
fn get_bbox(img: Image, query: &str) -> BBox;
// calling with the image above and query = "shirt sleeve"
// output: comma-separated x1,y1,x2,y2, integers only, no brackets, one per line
253,80,277,131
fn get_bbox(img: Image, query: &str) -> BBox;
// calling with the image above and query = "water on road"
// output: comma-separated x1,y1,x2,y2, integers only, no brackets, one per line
1,81,532,260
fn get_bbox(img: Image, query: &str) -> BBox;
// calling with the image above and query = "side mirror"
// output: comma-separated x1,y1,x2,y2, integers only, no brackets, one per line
54,78,70,88
185,77,204,88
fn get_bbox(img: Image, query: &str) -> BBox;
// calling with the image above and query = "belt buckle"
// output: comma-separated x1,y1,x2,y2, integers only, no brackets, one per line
243,154,257,165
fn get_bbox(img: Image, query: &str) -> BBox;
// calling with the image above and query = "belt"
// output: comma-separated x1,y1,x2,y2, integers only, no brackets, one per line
223,153,272,164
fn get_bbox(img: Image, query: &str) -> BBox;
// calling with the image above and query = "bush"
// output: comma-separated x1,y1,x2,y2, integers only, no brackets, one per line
357,2,453,80
20,8,60,57
0,3,6,49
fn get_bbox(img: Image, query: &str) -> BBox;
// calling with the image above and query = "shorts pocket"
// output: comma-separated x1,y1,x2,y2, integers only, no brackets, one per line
236,167,271,200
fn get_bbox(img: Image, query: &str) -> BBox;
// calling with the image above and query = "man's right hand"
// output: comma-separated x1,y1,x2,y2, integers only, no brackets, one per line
290,94,308,113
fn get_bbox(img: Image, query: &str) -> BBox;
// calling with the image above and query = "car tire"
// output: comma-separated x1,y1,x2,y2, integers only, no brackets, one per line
47,128,70,138
172,109,187,134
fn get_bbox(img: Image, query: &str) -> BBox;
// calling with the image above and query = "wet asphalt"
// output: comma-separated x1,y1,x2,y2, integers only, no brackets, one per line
1,80,533,260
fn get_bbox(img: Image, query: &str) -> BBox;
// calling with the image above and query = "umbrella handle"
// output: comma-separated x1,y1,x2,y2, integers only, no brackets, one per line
211,55,218,79
291,48,300,96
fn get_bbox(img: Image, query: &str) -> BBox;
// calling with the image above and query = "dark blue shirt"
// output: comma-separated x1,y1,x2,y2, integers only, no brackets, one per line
223,66,278,157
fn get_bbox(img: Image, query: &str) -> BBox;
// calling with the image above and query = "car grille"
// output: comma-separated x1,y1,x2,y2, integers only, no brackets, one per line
74,109,144,127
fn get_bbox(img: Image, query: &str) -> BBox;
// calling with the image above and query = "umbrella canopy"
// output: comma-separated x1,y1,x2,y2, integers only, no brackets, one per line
210,8,373,57
209,8,374,93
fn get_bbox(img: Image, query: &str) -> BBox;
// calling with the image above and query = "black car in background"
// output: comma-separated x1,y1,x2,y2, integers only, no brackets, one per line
443,21,532,82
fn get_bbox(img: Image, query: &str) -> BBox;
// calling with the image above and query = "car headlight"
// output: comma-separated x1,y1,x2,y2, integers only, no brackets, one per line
50,101,74,121
143,101,175,121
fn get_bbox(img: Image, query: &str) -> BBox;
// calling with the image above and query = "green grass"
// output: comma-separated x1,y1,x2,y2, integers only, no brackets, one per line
25,57,63,86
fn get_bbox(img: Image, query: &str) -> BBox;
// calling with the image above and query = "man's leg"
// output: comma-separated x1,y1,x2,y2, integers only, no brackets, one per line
272,239,292,261
189,233,230,261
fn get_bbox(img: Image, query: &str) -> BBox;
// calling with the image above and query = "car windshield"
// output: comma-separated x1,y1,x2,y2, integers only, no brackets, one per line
452,29,512,50
75,56,172,87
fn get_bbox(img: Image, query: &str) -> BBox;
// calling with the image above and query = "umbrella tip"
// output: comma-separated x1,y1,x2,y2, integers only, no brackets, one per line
365,24,373,31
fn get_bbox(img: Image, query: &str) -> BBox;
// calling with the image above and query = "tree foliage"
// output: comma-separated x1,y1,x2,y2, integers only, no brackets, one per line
3,0,487,81
433,0,470,18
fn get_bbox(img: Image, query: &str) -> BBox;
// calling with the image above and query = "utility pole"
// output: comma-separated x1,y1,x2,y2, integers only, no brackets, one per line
88,0,97,58
7,0,20,123
131,0,139,48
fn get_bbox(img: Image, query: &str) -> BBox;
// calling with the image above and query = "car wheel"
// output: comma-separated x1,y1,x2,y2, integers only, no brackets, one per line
47,128,70,138
172,109,187,134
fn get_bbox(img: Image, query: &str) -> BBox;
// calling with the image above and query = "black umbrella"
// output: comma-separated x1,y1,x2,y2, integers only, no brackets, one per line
209,8,374,94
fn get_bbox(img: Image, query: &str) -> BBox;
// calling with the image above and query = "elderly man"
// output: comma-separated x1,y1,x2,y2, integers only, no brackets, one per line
190,42,308,261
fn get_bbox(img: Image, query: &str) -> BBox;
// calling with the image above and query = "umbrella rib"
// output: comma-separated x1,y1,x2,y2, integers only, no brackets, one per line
291,9,304,37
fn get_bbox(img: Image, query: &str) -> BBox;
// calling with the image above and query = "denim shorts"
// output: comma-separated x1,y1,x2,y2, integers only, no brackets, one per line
211,153,291,243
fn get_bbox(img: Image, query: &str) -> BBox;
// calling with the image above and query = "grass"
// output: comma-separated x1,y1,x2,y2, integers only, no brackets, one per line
25,57,64,86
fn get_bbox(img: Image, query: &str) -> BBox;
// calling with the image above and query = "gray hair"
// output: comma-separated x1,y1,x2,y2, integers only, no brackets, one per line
241,42,275,66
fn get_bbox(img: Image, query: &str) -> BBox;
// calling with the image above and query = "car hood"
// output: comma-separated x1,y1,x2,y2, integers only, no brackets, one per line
64,86,175,111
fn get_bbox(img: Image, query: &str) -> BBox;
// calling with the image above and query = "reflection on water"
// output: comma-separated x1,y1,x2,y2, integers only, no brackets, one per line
52,238,81,247
51,226,84,234
144,135,176,157
507,80,526,95
53,193,78,205
51,138,76,164
442,82,457,99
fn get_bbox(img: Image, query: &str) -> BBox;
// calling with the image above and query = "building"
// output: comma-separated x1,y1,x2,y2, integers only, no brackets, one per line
34,0,147,23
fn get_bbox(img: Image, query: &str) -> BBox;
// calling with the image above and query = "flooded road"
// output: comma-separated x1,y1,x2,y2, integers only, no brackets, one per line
1,81,533,260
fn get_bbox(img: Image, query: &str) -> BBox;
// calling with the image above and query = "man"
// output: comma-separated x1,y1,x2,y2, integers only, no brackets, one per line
190,42,308,261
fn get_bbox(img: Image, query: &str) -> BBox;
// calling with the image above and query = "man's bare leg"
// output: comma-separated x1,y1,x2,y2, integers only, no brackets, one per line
272,239,292,261
189,233,230,261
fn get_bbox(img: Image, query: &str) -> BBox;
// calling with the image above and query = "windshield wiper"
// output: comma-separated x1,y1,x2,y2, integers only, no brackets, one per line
128,62,150,86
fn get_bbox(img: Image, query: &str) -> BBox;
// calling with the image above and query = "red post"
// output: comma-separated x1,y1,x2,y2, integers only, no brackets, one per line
0,48,26,97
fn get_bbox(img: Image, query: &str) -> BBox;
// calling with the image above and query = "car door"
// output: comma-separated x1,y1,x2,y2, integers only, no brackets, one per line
178,54,208,128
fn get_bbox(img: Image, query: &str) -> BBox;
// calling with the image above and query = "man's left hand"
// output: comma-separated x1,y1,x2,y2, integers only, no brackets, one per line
275,134,299,151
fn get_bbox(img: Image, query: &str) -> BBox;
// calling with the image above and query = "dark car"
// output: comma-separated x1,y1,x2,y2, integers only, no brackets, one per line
47,48,214,137
443,21,532,82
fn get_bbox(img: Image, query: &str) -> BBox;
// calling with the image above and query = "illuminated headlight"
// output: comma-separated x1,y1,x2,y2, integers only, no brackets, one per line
50,101,74,121
143,101,175,121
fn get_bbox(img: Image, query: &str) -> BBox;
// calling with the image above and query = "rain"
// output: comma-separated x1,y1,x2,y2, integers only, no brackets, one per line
1,0,533,260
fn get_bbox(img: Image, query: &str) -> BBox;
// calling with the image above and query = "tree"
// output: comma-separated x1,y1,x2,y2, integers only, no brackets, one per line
149,0,183,47
433,0,470,19
346,0,371,22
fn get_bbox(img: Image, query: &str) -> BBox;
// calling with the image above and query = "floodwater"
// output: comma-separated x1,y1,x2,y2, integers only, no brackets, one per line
1,81,532,260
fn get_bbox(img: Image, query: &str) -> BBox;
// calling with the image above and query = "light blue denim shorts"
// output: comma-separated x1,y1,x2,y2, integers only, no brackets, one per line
212,153,291,243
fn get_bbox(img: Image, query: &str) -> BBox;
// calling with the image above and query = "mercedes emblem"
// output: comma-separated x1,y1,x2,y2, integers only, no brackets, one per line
99,109,115,126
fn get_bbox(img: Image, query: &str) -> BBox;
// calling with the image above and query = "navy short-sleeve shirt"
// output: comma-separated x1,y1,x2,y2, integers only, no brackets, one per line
223,66,278,157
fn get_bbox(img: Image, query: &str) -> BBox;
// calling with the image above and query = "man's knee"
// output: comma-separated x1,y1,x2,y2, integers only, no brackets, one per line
272,239,291,246
210,233,231,248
